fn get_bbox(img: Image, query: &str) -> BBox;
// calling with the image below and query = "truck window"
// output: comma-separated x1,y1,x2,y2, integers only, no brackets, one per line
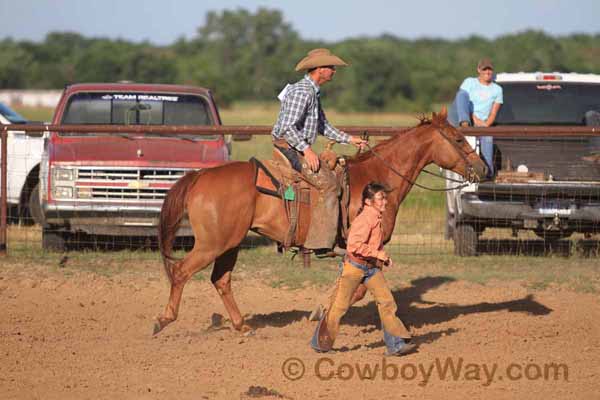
61,92,216,139
496,83,600,125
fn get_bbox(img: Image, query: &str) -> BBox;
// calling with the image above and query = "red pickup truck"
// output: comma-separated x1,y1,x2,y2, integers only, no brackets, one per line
39,83,231,250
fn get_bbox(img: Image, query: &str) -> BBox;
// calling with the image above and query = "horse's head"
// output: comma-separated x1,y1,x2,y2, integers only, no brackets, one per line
428,107,488,182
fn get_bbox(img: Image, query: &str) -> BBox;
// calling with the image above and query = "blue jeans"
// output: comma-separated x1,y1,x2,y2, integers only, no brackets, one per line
449,90,494,176
344,258,379,284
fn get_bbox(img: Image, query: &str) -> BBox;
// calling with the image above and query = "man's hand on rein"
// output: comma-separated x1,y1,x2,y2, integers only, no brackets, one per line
350,135,367,150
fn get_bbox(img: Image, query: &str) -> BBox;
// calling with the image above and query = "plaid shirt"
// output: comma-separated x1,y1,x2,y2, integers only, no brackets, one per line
271,75,350,152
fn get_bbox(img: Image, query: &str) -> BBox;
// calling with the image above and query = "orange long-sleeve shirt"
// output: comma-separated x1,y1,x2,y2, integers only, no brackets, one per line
347,205,385,262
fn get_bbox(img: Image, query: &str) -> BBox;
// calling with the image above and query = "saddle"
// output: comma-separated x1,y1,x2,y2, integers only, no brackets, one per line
250,146,350,249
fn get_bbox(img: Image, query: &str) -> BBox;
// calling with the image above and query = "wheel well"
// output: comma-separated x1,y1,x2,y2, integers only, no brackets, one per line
18,165,40,217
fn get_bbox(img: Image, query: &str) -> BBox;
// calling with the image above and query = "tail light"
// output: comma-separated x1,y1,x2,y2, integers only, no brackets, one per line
536,73,562,81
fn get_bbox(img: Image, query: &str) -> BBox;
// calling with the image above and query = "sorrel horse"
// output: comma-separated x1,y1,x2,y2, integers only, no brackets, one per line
154,108,487,335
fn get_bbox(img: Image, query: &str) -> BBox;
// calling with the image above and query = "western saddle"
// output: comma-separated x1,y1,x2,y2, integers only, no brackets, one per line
250,144,350,249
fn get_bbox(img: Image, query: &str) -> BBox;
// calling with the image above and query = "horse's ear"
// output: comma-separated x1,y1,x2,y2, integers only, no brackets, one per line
439,106,448,120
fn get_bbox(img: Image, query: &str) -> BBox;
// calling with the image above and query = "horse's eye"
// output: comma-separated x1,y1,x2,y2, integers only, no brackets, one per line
456,138,464,144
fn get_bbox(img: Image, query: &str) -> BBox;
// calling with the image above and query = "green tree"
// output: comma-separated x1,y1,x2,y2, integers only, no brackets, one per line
186,7,301,103
0,39,34,88
331,38,412,111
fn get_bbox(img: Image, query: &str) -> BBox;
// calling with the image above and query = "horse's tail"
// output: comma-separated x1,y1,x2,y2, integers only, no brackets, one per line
158,170,203,284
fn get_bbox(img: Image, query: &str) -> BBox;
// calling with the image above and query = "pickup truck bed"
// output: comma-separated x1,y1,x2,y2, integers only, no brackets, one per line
447,72,600,255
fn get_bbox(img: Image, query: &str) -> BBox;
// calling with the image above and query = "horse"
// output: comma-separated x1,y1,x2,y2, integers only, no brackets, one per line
153,108,487,335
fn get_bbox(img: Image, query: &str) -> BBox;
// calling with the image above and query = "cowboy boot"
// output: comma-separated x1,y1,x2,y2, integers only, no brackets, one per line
383,330,416,356
310,312,334,352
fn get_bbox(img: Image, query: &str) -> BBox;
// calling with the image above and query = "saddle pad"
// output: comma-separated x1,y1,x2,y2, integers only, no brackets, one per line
251,157,310,203
251,157,281,197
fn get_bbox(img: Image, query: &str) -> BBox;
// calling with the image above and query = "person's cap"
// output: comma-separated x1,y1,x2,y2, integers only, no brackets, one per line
477,58,494,70
295,48,349,72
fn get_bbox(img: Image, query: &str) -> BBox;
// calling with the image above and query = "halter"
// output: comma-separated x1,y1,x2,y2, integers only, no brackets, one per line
360,124,480,192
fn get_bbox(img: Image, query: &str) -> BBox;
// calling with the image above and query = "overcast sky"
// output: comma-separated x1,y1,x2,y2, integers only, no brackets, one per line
1,0,598,44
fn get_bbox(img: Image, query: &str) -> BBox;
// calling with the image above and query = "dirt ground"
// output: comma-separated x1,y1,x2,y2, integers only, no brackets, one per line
1,262,599,400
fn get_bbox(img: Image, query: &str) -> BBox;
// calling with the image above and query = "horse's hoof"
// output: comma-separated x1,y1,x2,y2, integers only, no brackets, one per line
152,321,162,336
235,323,254,336
152,318,171,336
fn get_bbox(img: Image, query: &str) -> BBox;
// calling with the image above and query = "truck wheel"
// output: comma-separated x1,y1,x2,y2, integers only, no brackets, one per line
28,184,44,226
42,228,68,252
454,224,478,256
445,200,455,240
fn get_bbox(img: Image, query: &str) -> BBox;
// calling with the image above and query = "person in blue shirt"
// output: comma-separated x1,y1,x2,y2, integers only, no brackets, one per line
448,58,503,176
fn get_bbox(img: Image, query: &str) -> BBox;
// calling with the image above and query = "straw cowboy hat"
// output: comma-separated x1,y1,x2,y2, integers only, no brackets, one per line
295,48,349,71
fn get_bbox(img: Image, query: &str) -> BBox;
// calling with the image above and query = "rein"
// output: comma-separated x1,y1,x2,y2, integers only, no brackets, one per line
359,121,482,192
362,142,470,192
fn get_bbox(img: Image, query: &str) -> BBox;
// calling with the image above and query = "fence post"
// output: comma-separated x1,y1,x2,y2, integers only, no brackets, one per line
0,129,7,256
302,248,311,268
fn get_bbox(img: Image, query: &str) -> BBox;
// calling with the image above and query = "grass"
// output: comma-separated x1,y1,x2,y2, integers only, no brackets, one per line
3,225,600,294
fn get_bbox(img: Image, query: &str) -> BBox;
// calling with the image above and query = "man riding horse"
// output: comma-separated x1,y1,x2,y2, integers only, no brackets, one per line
153,47,487,337
271,48,366,251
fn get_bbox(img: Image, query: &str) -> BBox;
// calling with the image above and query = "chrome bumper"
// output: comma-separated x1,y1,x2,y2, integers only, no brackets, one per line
42,202,192,236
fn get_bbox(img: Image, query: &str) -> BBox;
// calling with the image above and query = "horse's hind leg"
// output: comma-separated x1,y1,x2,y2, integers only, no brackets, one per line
154,246,218,335
211,247,251,333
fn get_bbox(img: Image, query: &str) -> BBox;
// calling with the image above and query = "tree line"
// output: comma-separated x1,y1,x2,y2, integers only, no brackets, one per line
1,8,599,111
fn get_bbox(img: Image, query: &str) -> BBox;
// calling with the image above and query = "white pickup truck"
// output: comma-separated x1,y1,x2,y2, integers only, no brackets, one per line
0,102,44,225
446,72,600,255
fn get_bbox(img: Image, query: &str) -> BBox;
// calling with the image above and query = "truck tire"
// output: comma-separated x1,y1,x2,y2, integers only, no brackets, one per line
28,184,44,226
445,199,455,240
42,228,68,252
454,224,478,256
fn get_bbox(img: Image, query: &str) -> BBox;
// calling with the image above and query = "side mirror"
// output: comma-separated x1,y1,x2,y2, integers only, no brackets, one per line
233,134,253,141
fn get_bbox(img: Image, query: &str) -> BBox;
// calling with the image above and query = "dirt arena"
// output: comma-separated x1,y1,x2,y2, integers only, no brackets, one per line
1,261,599,400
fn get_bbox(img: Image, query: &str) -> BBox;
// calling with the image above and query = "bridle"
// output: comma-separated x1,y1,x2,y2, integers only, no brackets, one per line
434,125,479,183
360,125,481,192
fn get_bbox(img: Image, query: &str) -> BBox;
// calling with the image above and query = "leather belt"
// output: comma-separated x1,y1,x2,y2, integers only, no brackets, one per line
273,139,293,150
346,253,376,269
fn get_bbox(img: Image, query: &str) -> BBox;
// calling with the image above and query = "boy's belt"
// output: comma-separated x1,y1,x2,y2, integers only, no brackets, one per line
346,253,376,269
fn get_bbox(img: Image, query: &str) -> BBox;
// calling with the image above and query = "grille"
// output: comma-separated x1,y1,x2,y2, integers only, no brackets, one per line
77,168,186,181
76,168,187,201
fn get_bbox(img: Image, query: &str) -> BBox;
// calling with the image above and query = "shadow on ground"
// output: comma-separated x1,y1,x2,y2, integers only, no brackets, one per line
245,276,553,347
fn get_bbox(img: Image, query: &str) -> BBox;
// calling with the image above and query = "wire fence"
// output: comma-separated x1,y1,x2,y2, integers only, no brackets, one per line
2,125,600,261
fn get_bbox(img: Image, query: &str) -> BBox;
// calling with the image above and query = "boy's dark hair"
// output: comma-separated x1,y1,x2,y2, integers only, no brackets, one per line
357,182,391,214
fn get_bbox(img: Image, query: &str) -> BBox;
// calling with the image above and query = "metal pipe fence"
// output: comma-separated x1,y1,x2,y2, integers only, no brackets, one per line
2,124,600,259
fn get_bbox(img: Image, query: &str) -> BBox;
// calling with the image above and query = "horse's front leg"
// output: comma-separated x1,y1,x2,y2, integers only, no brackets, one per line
212,247,252,334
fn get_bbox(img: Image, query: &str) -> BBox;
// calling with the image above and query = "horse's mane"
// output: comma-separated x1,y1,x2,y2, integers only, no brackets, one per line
349,114,439,163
